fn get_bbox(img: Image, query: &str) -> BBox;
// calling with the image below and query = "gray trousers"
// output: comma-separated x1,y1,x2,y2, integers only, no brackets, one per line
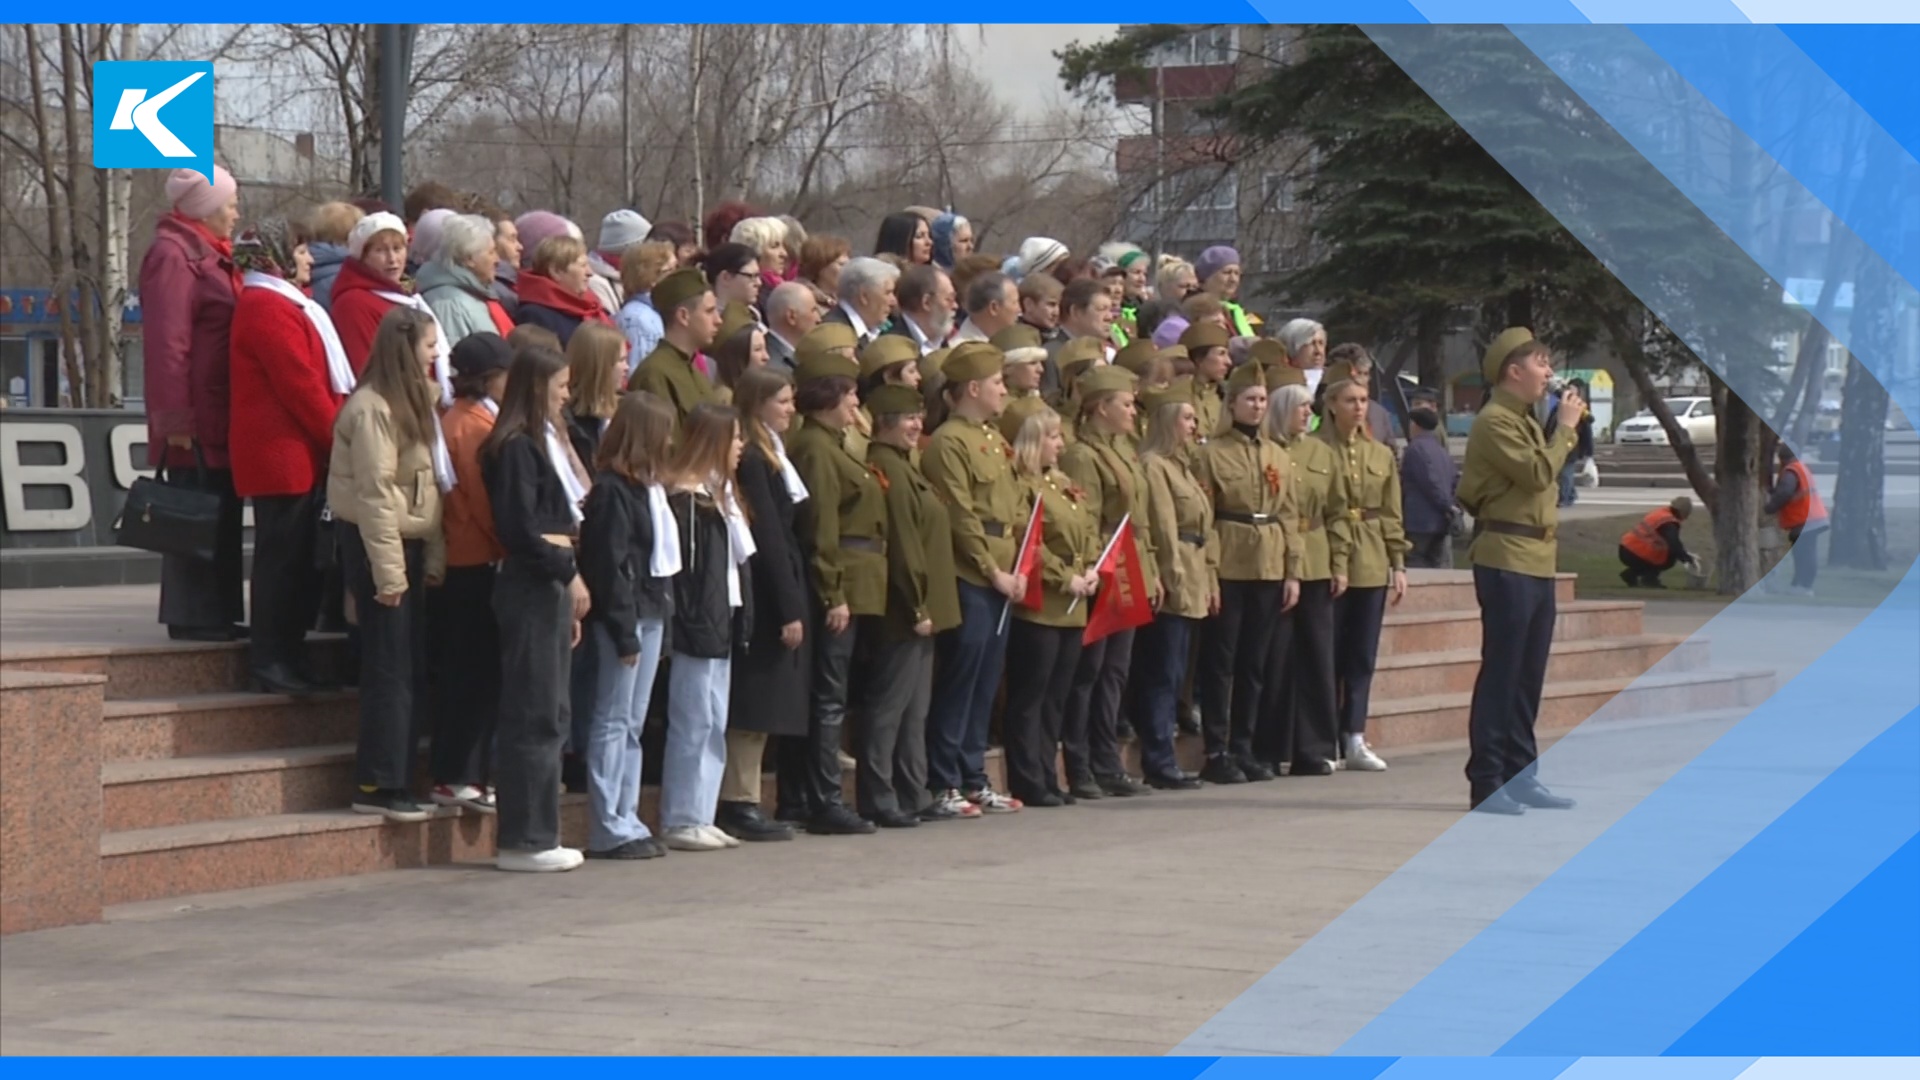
1406,531,1453,569
492,562,572,852
855,630,934,818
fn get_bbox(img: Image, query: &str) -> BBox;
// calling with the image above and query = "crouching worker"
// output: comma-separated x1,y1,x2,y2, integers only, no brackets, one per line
1618,496,1696,589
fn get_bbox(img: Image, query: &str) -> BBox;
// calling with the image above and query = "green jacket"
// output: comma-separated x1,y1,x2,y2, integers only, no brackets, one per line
1320,424,1408,587
788,420,888,615
1194,425,1303,582
1014,469,1102,629
869,442,961,640
416,261,500,346
1458,387,1578,578
1222,299,1255,338
1276,431,1350,583
630,340,716,425
1060,428,1159,598
1142,450,1218,618
924,416,1025,588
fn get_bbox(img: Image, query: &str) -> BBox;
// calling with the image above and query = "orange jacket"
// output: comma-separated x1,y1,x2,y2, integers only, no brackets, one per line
1778,460,1827,530
441,398,505,568
1622,507,1679,564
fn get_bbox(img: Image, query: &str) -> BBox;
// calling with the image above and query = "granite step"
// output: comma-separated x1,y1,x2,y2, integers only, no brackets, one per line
1370,634,1703,701
0,637,351,701
1380,599,1643,656
101,742,362,832
102,691,359,763
1365,667,1775,749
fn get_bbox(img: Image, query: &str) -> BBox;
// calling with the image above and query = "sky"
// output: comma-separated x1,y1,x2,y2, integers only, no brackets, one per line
966,25,1121,115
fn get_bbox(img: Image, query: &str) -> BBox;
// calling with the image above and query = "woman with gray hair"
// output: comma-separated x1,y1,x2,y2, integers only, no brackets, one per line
731,216,793,301
1276,318,1328,385
418,213,515,347
825,256,901,345
1256,367,1348,777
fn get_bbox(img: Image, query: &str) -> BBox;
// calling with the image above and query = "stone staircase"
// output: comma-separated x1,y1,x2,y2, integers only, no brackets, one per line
0,570,1773,933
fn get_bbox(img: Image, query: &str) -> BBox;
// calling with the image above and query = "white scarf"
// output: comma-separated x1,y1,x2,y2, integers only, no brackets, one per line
544,422,588,524
373,288,454,407
695,480,757,609
244,271,353,394
645,482,682,579
770,432,809,504
1306,367,1324,398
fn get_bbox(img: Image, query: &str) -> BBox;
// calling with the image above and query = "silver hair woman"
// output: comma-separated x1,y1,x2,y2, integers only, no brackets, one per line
418,213,508,347
1275,318,1327,368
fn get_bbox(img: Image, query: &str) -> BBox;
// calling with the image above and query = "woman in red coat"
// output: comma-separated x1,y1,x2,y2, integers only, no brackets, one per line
138,166,247,641
328,210,453,406
230,217,350,694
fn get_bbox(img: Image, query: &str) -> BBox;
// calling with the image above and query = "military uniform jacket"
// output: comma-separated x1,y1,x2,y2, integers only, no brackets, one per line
1060,429,1159,598
1015,469,1102,629
924,416,1024,588
1320,425,1408,587
630,340,716,422
869,442,962,642
1277,432,1351,583
1194,380,1225,441
1142,450,1218,619
1458,387,1577,579
788,420,888,615
1194,425,1304,582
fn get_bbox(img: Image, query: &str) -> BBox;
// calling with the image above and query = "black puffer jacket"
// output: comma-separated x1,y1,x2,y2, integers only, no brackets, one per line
669,488,753,660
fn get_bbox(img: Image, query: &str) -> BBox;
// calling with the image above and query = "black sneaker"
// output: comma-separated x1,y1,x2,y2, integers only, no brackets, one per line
560,754,588,794
872,810,921,828
1069,776,1105,801
1200,756,1247,785
587,837,665,860
716,801,795,842
350,789,432,823
808,804,877,835
1147,771,1203,791
918,800,958,822
1289,759,1335,777
1023,791,1066,808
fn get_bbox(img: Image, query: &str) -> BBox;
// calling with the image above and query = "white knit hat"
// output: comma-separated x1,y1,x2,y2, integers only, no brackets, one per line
347,211,407,260
1017,237,1069,279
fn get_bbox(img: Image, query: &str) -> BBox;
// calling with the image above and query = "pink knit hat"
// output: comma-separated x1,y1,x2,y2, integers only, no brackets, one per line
512,211,583,269
165,165,236,220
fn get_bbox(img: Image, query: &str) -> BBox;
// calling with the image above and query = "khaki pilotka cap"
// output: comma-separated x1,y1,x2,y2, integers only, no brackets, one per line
1139,378,1196,414
858,334,919,379
865,383,924,417
1180,321,1231,352
997,395,1055,443
651,267,710,312
1224,360,1267,398
1482,326,1536,383
943,342,1005,383
794,350,860,385
1075,364,1139,398
1112,341,1159,375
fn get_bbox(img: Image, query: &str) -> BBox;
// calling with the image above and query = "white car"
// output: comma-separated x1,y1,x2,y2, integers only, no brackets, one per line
1612,397,1716,445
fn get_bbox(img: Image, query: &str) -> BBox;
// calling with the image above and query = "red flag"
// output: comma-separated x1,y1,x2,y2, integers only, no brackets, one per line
1014,497,1046,610
1084,516,1154,646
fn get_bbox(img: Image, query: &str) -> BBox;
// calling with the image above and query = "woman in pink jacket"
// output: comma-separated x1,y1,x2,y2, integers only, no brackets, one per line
138,166,247,642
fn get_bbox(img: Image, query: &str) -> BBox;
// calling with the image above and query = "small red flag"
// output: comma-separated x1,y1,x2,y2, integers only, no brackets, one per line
1084,516,1153,646
1014,497,1046,610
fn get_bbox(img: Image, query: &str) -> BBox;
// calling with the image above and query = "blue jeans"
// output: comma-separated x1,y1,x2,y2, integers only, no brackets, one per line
927,580,1011,793
1558,459,1579,507
585,618,666,851
1130,615,1195,779
567,635,598,756
662,653,731,829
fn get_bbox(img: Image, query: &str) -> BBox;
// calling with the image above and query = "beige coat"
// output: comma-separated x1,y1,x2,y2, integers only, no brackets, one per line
328,388,446,595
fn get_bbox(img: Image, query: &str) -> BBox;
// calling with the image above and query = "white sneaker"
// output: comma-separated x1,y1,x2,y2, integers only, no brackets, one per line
700,824,741,849
663,826,728,851
965,787,1023,813
496,846,584,873
1344,735,1388,772
431,784,496,814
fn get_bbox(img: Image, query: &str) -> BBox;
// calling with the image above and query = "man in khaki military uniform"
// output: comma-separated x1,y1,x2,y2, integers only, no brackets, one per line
630,267,722,424
922,342,1028,817
1458,327,1584,815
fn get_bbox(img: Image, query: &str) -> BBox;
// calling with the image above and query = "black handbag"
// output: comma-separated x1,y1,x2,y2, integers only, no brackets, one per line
115,446,222,563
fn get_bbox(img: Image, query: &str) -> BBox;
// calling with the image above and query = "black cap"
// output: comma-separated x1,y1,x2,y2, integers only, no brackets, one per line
451,332,513,378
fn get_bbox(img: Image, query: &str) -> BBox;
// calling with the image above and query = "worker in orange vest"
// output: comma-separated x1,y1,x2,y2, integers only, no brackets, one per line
1618,496,1697,588
1765,443,1828,596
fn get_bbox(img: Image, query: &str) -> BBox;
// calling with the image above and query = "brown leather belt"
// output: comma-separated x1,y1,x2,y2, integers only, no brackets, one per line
1297,516,1324,532
1178,531,1206,546
1349,508,1381,522
982,521,1007,538
1216,510,1281,526
1475,519,1553,542
841,536,884,554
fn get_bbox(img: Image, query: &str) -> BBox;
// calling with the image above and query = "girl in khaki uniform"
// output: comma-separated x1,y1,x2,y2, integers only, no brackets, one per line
1192,362,1303,785
1133,384,1215,789
1000,406,1104,808
1317,360,1409,772
1058,365,1157,799
1259,367,1350,776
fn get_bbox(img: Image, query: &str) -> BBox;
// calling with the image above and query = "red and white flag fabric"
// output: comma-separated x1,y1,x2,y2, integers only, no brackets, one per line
998,496,1047,635
1084,514,1153,646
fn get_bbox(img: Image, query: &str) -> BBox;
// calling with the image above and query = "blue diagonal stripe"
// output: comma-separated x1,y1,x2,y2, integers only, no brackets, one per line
1499,709,1920,1053
1370,1058,1577,1079
1553,1058,1759,1080
1408,0,1588,21
1568,0,1752,21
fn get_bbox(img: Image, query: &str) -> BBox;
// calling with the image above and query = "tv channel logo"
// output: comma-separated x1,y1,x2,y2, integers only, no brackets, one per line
93,61,216,183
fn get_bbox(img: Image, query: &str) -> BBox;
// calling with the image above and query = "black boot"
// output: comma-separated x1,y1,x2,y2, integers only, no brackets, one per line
251,662,317,697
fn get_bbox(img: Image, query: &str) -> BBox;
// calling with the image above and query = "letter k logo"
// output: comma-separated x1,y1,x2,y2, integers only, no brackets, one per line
93,61,216,181
108,72,204,157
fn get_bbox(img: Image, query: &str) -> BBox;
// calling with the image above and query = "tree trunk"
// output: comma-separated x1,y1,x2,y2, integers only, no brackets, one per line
1828,356,1890,570
92,24,137,407
26,26,83,407
1710,372,1763,595
730,27,771,201
61,25,102,407
1603,310,1717,505
689,25,708,232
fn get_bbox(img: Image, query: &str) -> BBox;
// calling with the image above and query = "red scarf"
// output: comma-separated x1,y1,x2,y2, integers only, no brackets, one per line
170,211,243,295
515,271,611,325
485,298,514,337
